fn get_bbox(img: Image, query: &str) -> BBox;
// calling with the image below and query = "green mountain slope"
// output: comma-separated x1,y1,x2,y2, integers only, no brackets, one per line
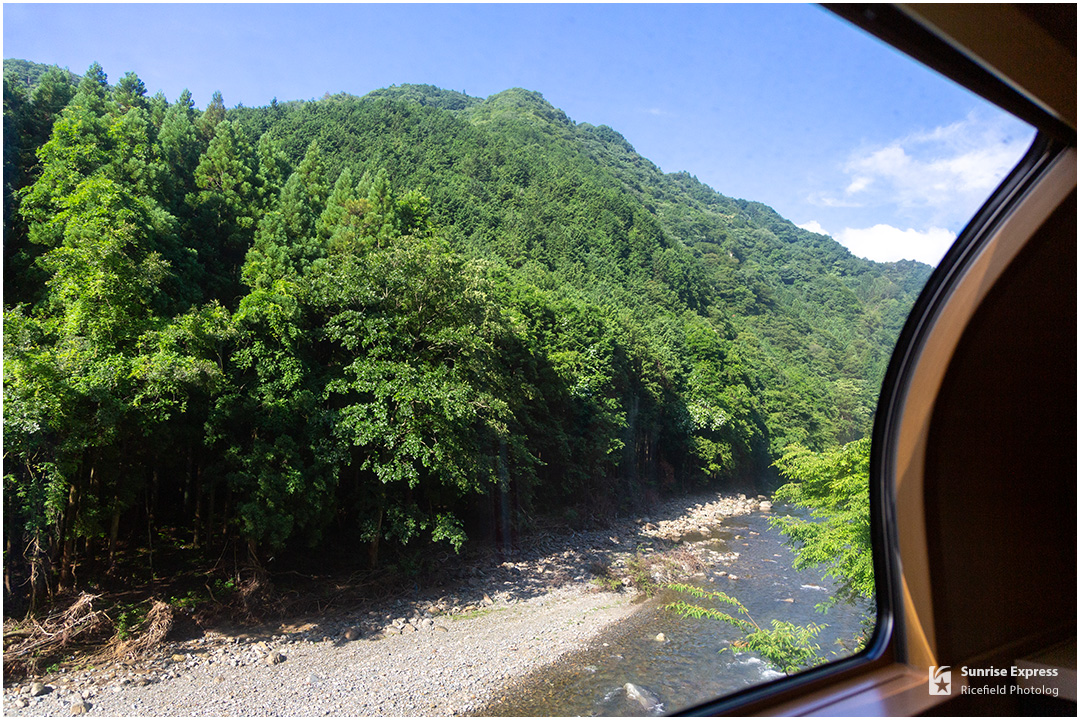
3,67,931,592
233,84,930,450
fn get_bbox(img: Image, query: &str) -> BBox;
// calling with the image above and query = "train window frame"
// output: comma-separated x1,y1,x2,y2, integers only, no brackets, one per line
677,4,1076,715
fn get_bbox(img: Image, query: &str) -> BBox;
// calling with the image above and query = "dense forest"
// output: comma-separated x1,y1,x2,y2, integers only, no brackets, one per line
3,61,932,611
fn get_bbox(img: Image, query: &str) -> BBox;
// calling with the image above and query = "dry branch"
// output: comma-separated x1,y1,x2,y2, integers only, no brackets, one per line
94,600,174,663
2,593,112,678
3,594,177,679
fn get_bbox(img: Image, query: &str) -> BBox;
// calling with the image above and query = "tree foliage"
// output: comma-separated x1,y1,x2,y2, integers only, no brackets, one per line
663,438,875,675
771,437,874,608
2,65,926,611
665,583,827,675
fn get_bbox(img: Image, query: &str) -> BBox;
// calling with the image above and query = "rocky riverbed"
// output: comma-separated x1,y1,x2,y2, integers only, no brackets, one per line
3,492,769,717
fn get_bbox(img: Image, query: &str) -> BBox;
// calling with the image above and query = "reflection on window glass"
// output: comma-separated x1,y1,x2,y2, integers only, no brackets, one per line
1,3,1034,717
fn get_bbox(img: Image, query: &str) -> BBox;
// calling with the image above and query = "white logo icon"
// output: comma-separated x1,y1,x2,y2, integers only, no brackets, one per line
929,666,952,695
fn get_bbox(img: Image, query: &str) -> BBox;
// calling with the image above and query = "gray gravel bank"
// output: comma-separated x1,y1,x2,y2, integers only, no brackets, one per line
3,491,766,717
5,587,634,717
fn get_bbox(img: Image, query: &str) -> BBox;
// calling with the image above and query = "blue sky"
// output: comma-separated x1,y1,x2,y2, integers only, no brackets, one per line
3,3,1035,265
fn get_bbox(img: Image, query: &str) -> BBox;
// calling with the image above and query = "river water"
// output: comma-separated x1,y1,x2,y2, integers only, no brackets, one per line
478,507,872,716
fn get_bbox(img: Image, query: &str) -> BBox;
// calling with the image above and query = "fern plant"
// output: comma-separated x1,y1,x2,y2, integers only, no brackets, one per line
664,583,827,675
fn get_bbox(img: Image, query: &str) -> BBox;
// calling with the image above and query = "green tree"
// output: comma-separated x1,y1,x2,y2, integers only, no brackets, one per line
19,63,113,240
198,89,226,141
153,89,202,215
27,66,77,125
213,274,338,554
5,175,171,591
187,119,262,302
771,437,874,609
2,73,931,610
308,180,516,562
113,71,148,113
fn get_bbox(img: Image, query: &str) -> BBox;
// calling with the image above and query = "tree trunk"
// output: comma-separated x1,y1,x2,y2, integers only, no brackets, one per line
150,468,159,527
193,463,202,549
184,447,193,514
27,532,48,616
222,488,231,538
58,464,89,593
498,439,512,557
206,475,216,547
108,507,122,570
146,475,156,584
3,536,12,598
368,507,383,569
83,535,97,577
247,537,261,567
58,533,76,591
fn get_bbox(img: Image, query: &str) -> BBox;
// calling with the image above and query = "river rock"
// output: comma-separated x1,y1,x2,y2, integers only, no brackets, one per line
69,701,90,716
344,627,361,641
401,624,416,634
265,651,286,665
171,654,186,663
624,682,662,713
654,632,666,642
29,682,48,697
760,501,772,511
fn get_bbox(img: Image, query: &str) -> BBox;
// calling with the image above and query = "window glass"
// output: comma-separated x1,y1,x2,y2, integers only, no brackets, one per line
1,4,1034,717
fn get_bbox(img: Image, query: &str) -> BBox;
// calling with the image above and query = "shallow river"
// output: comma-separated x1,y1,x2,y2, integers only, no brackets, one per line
478,507,872,716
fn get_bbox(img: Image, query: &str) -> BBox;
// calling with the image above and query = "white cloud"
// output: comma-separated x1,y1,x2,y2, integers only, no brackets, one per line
796,220,829,235
839,110,1033,228
798,110,1032,266
806,193,863,208
836,224,956,265
796,220,955,265
845,175,872,194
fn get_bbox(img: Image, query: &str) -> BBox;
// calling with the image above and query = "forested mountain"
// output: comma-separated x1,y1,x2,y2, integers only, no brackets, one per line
3,61,931,605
